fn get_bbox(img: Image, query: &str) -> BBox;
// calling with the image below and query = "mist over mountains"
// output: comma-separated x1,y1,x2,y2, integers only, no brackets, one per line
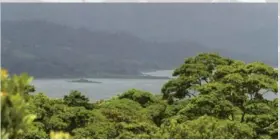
1,4,277,78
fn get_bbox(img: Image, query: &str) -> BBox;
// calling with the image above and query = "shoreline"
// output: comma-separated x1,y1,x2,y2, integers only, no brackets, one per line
33,70,173,80
33,75,171,80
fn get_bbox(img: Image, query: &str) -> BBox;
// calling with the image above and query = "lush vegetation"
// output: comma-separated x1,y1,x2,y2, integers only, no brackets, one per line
1,53,278,139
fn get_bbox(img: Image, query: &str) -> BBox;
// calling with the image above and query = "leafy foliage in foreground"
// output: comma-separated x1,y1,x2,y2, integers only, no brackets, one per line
1,53,278,139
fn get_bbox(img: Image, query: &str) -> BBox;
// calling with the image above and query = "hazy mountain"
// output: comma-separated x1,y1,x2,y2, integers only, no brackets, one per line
0,20,205,77
2,20,274,78
1,4,277,65
1,4,277,78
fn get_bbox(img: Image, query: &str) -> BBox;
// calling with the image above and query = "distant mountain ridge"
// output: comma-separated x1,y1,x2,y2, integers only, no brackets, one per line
1,20,276,78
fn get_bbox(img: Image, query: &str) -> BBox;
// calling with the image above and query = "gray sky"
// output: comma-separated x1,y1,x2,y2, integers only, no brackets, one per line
2,4,276,40
1,3,278,64
1,0,277,2
1,0,278,66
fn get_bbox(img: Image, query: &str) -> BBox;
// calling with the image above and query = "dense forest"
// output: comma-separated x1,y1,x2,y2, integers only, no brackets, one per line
1,53,278,139
1,20,276,78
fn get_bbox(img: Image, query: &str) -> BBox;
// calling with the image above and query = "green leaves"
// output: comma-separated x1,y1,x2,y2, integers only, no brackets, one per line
160,53,277,138
1,53,277,139
63,90,93,109
178,93,235,120
161,77,192,102
162,53,234,101
118,89,156,107
244,99,278,139
164,53,277,102
72,121,117,139
160,116,255,139
115,122,159,139
1,70,36,138
99,99,144,123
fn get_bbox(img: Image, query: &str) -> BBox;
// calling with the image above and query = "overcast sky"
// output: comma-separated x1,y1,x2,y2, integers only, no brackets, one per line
1,3,278,64
1,0,279,63
1,0,278,2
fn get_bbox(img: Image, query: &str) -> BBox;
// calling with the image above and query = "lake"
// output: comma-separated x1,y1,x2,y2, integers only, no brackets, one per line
31,70,277,101
32,70,173,101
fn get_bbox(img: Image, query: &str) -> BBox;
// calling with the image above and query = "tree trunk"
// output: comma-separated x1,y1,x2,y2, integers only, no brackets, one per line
241,112,246,123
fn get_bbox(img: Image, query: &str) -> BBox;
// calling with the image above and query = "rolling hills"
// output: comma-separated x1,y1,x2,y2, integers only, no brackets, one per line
1,20,276,78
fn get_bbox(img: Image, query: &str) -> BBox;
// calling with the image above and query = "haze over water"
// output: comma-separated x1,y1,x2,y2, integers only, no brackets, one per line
31,70,277,101
32,70,172,101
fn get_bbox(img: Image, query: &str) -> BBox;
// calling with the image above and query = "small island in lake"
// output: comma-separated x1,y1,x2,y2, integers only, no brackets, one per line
69,79,102,84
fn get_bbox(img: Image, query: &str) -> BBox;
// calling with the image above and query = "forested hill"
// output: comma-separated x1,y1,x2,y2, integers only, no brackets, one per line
1,20,276,78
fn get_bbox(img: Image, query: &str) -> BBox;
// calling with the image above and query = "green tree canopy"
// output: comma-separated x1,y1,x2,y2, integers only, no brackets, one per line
1,53,277,139
63,90,93,109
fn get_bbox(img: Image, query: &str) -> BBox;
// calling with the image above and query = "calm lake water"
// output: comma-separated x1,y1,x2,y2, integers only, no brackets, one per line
31,70,277,101
32,70,173,101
